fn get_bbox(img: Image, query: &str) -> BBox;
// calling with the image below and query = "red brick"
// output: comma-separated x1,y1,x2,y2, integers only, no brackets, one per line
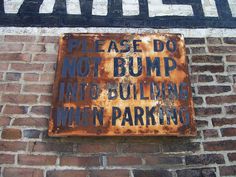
207,37,222,44
185,154,224,165
0,116,11,126
191,65,224,73
1,128,22,139
204,140,236,151
3,105,28,114
225,105,236,114
33,54,57,62
13,118,48,127
185,38,205,44
44,63,56,72
193,97,203,105
228,153,236,162
216,75,232,83
0,141,26,151
203,129,218,138
192,55,222,63
226,55,236,62
25,44,46,52
107,156,142,166
30,106,50,116
23,73,39,81
208,46,236,53
60,156,100,166
40,73,55,82
0,43,23,51
39,95,52,103
0,53,31,62
0,154,15,164
90,170,129,177
177,168,216,177
11,63,44,71
206,95,236,104
5,83,21,92
144,155,182,165
37,36,59,43
3,167,43,177
198,85,231,94
121,143,160,153
5,72,21,81
220,166,236,176
47,170,89,177
212,118,236,127
221,128,236,137
195,107,221,117
198,75,214,82
191,47,206,54
28,142,74,152
2,94,38,104
5,35,36,42
23,84,52,93
18,154,57,165
196,120,208,127
0,63,9,70
79,143,117,153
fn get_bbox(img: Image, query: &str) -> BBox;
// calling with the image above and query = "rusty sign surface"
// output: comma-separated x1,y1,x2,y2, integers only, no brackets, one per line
48,33,196,137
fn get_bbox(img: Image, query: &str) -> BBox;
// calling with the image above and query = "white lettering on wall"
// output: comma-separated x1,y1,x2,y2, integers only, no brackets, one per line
147,0,194,17
201,0,218,17
4,0,24,13
122,0,139,16
92,0,108,16
228,0,236,17
66,0,81,14
39,0,55,13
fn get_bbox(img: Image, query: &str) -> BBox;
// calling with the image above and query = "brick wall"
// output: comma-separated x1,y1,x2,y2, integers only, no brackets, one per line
0,35,236,177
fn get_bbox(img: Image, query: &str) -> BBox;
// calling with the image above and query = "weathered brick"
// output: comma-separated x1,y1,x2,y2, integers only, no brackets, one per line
144,155,182,165
185,154,224,165
11,63,44,71
192,55,222,63
90,170,130,177
47,170,89,177
208,46,236,53
5,72,21,81
0,141,26,151
0,154,15,164
228,153,236,162
3,105,28,114
0,116,11,126
198,86,231,94
30,106,50,116
107,156,142,166
5,35,36,42
185,38,205,45
193,96,203,105
191,47,206,54
79,143,117,153
33,54,57,62
226,55,236,62
203,129,218,138
40,73,55,82
196,120,208,127
37,36,59,43
121,143,160,153
216,75,232,83
207,37,222,44
176,168,216,177
0,53,31,62
4,167,43,177
221,128,236,137
1,128,22,139
5,83,21,92
24,44,46,52
133,170,172,177
195,107,221,117
223,37,236,44
44,63,57,72
206,95,236,104
39,95,52,103
60,156,100,166
0,63,9,70
227,65,236,72
212,118,236,126
28,142,74,152
204,140,236,151
23,84,52,93
191,65,224,73
18,154,57,166
2,94,38,104
198,75,214,82
23,129,41,138
225,105,236,114
13,118,48,127
220,166,236,176
0,43,23,51
23,73,39,81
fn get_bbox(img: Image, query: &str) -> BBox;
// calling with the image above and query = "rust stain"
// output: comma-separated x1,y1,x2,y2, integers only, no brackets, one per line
48,33,196,137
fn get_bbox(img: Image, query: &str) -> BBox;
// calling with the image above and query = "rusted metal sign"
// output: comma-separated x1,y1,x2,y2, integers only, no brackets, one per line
48,33,196,137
